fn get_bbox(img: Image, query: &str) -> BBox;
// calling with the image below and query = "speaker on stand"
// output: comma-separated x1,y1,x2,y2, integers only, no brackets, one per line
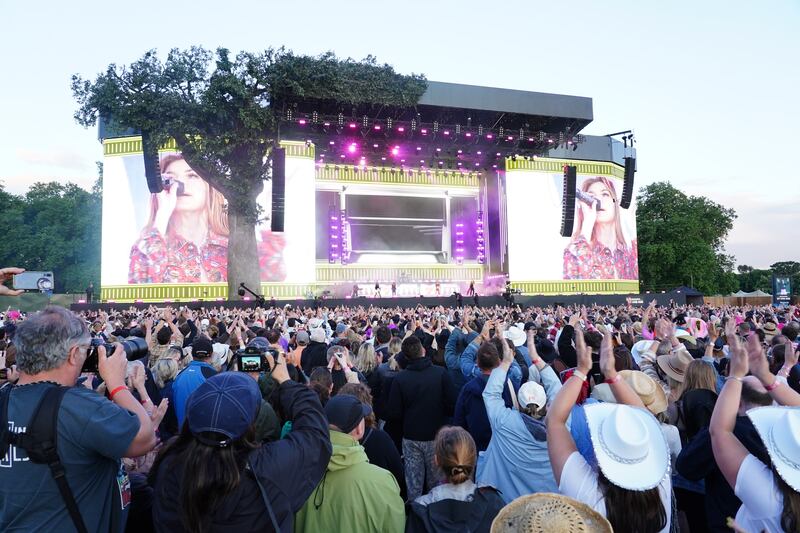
271,147,286,232
560,165,577,237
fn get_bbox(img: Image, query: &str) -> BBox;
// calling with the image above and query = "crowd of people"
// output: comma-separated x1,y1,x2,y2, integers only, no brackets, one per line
1,273,798,532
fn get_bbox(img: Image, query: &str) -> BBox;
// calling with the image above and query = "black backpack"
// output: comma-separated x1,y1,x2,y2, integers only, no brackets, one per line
0,384,89,533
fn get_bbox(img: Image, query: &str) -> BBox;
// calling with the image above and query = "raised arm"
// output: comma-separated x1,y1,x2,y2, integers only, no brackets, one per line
598,325,644,408
546,316,591,484
747,334,800,406
709,320,750,489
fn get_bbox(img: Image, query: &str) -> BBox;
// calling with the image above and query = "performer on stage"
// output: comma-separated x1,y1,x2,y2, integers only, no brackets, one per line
351,284,360,298
466,280,475,296
391,281,397,297
435,280,441,296
375,282,382,298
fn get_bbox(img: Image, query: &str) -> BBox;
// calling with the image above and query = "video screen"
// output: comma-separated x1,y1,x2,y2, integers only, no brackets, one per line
505,169,638,281
101,148,315,285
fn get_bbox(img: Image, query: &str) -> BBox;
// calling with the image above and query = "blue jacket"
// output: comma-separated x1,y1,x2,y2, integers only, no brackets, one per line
459,337,523,390
452,372,515,452
476,365,562,503
445,328,475,392
173,360,217,429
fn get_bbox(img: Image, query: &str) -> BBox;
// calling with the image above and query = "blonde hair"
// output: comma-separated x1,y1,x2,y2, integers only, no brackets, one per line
571,176,627,250
354,343,379,374
434,426,477,485
142,154,228,238
681,360,717,396
152,357,179,389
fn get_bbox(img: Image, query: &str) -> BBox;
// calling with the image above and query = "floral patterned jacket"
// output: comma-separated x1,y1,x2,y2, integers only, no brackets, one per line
563,237,638,280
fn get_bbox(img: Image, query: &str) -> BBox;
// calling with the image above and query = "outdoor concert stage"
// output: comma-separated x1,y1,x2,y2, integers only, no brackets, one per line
97,80,639,305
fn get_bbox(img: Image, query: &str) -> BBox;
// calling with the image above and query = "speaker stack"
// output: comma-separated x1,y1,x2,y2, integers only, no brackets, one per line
620,157,636,209
271,147,286,232
560,165,577,237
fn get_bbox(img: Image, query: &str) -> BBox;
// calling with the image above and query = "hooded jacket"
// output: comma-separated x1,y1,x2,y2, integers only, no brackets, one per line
294,430,405,533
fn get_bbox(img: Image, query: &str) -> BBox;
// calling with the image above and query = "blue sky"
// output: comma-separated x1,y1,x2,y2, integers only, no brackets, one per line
1,0,798,268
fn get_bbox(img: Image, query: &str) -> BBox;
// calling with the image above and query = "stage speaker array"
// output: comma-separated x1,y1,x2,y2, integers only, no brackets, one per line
271,147,286,233
560,165,577,237
620,157,636,209
141,131,163,194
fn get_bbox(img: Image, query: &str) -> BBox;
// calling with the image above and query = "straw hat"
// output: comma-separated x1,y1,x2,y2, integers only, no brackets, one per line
747,406,800,492
590,370,668,416
762,322,778,342
491,493,612,533
656,348,693,382
583,403,670,490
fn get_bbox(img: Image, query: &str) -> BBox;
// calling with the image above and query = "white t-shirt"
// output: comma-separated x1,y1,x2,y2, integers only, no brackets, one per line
558,452,672,533
661,423,682,472
734,454,784,533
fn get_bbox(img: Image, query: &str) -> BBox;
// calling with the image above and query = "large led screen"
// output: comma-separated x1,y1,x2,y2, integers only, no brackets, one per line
101,149,315,286
505,170,638,281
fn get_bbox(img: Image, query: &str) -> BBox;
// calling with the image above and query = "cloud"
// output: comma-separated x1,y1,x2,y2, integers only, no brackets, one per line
15,148,92,172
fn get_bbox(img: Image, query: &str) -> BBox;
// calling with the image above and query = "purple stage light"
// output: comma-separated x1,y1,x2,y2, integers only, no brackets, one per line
349,123,357,129
374,125,381,130
416,146,422,151
487,134,493,139
444,131,450,136
323,122,331,126
340,154,346,158
391,146,400,156
507,136,514,141
477,151,482,155
298,119,306,125
465,132,472,137
436,147,442,152
329,141,335,145
373,143,379,148
397,126,405,132
348,143,357,153
421,129,428,134
457,149,462,154
476,210,486,264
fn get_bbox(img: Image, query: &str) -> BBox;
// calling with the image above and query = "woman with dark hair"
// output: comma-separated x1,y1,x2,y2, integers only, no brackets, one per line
547,324,673,532
563,176,638,280
148,356,331,532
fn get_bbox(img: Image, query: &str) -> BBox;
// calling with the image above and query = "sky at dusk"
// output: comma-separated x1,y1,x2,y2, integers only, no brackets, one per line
1,0,798,268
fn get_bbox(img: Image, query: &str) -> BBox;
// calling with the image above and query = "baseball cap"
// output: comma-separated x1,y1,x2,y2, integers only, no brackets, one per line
518,381,547,409
295,331,310,346
325,395,371,434
186,373,261,447
192,337,214,358
247,337,270,352
336,323,348,335
310,328,326,343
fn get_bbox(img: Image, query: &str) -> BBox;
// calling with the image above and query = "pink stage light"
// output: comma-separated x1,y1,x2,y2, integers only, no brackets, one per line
349,123,357,129
348,143,357,153
477,151,482,155
465,132,472,137
436,147,442,152
78,299,86,304
391,146,400,156
487,134,493,139
340,154,346,158
298,119,307,125
421,129,428,134
507,136,514,141
443,131,450,136
397,127,405,132
374,125,381,130
329,140,335,145
323,122,331,126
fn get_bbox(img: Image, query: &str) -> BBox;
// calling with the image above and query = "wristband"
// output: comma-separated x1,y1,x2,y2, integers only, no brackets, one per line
765,379,782,392
140,397,152,405
572,370,588,382
726,376,743,383
605,374,622,385
109,385,127,401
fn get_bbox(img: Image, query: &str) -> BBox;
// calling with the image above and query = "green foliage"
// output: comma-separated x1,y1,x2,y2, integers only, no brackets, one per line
636,181,738,295
71,47,427,294
737,262,800,295
0,182,100,293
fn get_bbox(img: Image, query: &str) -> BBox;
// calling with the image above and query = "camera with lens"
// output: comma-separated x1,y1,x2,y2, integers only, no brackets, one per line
234,346,279,373
81,337,149,373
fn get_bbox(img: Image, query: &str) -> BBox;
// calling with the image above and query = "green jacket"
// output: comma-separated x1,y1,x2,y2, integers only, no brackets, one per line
295,430,405,533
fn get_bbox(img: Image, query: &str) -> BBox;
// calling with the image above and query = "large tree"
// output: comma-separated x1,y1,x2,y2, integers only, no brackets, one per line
0,182,101,293
636,181,738,295
72,47,426,297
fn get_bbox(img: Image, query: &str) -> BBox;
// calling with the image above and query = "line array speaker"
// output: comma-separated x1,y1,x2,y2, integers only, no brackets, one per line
620,157,636,209
271,147,286,232
560,165,577,237
142,131,163,194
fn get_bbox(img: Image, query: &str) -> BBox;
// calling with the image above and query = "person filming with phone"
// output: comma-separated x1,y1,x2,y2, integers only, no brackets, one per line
0,306,157,533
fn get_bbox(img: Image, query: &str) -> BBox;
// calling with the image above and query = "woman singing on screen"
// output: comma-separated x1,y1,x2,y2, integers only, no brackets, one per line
563,176,637,280
129,154,286,283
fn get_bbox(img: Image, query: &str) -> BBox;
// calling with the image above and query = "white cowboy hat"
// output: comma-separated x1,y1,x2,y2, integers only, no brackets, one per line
747,406,800,492
583,403,669,491
504,326,526,347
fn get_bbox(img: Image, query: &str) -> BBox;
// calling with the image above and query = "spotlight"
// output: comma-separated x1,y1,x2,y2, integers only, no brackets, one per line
348,143,357,154
337,113,344,126
362,115,369,127
411,119,417,132
433,121,439,133
478,125,483,136
312,111,318,124
386,118,392,129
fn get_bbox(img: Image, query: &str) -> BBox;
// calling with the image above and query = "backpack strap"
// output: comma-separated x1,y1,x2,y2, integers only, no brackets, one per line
248,459,280,532
0,385,89,533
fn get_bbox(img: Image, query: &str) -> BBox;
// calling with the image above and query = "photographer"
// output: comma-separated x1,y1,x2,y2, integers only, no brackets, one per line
149,352,332,532
0,306,156,532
